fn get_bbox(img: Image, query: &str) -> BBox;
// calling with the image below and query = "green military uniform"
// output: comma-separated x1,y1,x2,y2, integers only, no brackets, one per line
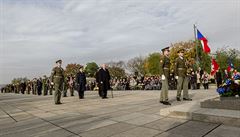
33,79,37,95
42,76,48,96
51,60,64,104
159,47,171,105
26,81,31,94
16,83,20,94
175,49,191,101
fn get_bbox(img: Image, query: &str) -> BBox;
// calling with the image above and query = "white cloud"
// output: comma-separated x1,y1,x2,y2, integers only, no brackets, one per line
0,0,239,83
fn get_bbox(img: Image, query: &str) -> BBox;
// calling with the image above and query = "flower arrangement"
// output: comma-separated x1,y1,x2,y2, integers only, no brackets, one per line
216,73,240,97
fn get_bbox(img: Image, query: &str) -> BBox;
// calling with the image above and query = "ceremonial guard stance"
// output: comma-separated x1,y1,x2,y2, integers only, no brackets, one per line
159,47,171,105
50,59,65,104
175,49,192,101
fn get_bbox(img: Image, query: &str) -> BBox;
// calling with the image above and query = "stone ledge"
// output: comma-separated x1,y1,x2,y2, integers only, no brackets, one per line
201,97,240,110
192,108,240,127
160,99,240,127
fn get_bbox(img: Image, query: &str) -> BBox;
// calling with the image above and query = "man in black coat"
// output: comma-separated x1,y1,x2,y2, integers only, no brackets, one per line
96,64,111,99
36,78,42,95
20,82,26,94
75,66,86,99
215,69,222,88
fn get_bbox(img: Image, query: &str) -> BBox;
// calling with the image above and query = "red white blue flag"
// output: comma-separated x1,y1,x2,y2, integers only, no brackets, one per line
211,58,219,75
227,63,234,72
197,29,211,53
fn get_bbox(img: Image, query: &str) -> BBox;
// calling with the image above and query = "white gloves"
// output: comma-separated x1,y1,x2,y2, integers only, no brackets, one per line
175,76,178,79
51,82,54,85
161,75,165,80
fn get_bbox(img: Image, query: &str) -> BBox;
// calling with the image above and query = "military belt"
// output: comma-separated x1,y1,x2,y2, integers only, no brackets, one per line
54,76,63,78
163,68,170,69
178,68,185,70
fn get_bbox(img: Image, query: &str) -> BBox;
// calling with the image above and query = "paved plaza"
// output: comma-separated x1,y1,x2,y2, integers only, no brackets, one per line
0,89,240,137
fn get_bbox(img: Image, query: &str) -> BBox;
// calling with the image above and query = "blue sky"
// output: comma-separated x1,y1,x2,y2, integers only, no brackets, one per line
0,0,239,84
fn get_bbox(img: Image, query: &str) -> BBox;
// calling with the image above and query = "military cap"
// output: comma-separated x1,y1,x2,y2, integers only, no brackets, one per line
56,59,62,63
79,65,83,69
161,47,170,52
177,48,185,53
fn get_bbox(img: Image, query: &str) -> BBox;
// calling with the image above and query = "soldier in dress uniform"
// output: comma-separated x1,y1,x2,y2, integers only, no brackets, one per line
26,80,31,94
159,47,171,105
175,49,192,101
50,59,65,104
32,78,37,95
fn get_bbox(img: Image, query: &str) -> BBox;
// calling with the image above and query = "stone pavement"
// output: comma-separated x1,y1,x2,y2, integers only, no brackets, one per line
0,89,240,137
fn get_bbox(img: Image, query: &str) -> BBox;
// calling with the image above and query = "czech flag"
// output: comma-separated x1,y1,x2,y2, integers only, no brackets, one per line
197,29,211,54
211,58,219,75
227,63,234,72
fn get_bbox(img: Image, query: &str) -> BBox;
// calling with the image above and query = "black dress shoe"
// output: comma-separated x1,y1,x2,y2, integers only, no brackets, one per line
176,97,181,101
55,102,62,105
163,101,171,105
159,101,164,103
183,98,192,101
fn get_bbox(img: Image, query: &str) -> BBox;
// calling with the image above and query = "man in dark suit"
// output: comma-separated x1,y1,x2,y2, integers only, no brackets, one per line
97,64,111,99
215,69,222,88
36,77,42,96
75,66,86,99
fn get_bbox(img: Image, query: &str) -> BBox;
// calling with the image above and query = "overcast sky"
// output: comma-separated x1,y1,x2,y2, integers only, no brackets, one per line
0,0,239,84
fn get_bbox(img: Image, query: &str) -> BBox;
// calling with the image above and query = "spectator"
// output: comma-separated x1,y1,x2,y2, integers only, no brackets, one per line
202,71,209,90
215,69,222,88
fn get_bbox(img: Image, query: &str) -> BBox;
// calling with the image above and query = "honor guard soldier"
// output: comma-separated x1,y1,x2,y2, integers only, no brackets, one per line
50,59,65,104
175,49,192,101
159,47,171,105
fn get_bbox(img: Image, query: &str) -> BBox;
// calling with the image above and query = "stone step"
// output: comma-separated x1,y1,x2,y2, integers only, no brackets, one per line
160,101,240,127
201,97,240,110
160,101,200,119
192,108,240,127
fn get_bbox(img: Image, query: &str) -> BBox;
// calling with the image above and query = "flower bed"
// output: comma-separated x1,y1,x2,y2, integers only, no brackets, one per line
217,74,240,97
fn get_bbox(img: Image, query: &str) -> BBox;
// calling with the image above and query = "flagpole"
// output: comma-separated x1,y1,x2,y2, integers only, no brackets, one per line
194,24,199,66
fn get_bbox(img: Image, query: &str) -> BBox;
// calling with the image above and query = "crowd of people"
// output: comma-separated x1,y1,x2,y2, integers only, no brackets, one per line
110,68,213,91
1,67,214,94
1,54,238,105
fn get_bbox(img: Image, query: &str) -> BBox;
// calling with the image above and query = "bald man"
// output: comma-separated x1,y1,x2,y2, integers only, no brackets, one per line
97,64,111,99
